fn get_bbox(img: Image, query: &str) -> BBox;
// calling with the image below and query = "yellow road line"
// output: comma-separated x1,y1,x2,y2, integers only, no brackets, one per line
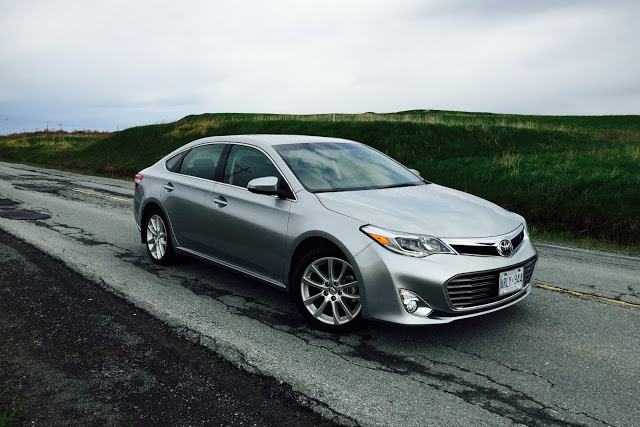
71,188,132,203
532,282,640,308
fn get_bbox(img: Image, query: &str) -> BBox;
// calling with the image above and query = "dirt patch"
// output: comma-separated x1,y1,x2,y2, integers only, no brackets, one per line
0,197,51,220
13,183,62,194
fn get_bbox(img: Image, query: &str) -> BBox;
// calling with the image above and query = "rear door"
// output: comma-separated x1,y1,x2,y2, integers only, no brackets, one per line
161,143,225,253
210,144,293,282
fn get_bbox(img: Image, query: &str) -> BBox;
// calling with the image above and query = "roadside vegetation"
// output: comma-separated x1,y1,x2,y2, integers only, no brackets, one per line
0,338,27,427
1,110,639,250
0,382,26,427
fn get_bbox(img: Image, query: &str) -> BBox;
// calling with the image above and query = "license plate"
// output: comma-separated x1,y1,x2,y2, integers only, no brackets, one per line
498,267,524,296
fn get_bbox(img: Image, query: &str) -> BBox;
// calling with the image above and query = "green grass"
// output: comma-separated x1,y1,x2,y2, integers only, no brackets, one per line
1,110,639,249
530,230,640,256
0,382,27,427
0,338,27,427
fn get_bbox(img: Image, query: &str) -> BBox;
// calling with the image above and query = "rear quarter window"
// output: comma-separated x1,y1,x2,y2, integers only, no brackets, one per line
165,152,183,171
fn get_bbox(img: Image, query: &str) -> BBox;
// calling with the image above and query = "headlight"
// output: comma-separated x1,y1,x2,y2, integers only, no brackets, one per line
361,225,454,257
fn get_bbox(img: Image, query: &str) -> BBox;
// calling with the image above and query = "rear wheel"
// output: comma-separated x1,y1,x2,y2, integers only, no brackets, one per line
144,209,175,265
292,247,362,332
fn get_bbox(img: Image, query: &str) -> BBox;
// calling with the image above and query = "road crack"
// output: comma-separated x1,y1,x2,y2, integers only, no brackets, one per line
109,248,606,426
30,220,105,246
434,341,557,389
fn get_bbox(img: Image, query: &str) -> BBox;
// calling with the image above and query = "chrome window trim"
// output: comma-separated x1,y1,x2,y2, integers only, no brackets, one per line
162,141,297,201
163,141,227,176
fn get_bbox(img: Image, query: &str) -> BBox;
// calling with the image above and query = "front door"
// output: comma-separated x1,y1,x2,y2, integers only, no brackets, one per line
210,144,292,282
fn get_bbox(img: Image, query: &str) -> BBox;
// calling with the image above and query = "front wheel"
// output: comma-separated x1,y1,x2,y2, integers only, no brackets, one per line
292,247,362,332
144,210,175,265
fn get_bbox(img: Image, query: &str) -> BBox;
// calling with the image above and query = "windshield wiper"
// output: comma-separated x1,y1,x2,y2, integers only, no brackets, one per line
380,182,423,189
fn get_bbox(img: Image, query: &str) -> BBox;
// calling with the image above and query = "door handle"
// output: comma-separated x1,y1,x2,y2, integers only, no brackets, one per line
213,196,228,207
163,183,174,192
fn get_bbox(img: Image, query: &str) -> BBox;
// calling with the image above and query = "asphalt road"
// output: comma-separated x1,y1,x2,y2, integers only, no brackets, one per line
0,230,338,426
0,161,638,426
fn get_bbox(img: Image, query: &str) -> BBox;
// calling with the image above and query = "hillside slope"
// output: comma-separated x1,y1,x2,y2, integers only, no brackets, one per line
1,110,639,247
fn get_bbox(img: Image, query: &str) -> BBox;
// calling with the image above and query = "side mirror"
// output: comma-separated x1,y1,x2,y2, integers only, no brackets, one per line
409,168,421,178
247,176,280,196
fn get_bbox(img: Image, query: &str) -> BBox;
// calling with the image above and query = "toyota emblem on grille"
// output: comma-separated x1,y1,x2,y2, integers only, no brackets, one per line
497,239,513,257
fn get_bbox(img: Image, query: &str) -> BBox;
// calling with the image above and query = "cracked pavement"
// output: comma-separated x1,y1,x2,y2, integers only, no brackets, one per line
0,161,639,426
0,231,340,426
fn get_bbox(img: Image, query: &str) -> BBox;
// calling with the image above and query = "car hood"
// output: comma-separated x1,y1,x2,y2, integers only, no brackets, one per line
316,184,521,238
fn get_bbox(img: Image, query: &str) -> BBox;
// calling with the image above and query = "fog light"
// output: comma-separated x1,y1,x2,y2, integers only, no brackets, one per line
399,289,434,317
399,289,419,314
404,299,418,313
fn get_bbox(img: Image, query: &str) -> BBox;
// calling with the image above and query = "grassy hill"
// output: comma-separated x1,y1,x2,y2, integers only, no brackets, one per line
1,110,639,250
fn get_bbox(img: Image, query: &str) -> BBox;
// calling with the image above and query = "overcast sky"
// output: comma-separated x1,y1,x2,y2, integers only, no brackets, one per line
1,0,639,134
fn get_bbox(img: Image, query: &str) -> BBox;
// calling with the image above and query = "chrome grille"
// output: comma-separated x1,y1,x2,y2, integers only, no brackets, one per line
446,256,537,309
450,229,526,257
511,230,525,252
450,244,499,256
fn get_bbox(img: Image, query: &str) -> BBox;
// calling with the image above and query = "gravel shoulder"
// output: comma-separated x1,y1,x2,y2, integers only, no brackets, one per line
0,230,338,426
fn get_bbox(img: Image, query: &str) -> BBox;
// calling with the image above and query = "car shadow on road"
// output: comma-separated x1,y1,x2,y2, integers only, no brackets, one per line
132,247,529,365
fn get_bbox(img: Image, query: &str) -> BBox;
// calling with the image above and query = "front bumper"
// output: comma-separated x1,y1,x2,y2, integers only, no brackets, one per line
354,236,537,325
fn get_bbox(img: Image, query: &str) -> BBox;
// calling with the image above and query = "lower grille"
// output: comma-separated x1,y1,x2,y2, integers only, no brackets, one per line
446,256,537,309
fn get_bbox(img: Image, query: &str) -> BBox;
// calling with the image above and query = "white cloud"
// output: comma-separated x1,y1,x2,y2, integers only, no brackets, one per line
1,0,638,133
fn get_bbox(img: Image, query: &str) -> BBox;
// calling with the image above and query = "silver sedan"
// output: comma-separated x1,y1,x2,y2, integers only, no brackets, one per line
134,135,537,331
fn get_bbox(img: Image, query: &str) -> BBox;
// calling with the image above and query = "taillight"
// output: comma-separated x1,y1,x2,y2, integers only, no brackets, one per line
134,174,143,190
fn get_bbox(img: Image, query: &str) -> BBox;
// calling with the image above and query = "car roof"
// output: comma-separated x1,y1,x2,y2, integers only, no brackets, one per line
192,134,357,147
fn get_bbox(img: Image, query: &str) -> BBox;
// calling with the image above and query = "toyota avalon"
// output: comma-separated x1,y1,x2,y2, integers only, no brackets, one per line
134,135,537,331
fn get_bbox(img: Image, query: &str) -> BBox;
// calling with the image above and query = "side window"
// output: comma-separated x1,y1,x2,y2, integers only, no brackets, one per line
179,144,224,180
223,145,282,188
165,152,183,171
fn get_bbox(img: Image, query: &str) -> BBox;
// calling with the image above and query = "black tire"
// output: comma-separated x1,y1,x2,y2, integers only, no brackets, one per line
143,208,175,265
291,247,362,332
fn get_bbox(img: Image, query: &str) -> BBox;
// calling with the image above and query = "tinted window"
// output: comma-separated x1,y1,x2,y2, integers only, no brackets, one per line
165,152,182,171
179,144,224,180
223,145,283,188
274,142,423,192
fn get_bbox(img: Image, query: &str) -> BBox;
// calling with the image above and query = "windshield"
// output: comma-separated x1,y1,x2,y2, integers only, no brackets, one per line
274,142,425,192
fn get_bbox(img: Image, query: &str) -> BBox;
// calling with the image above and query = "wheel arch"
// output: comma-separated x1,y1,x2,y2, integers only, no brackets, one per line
139,199,173,244
286,233,354,291
288,238,364,331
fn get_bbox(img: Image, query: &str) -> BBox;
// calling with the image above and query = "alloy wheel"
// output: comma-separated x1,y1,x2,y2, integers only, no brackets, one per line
146,214,168,260
300,256,361,326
